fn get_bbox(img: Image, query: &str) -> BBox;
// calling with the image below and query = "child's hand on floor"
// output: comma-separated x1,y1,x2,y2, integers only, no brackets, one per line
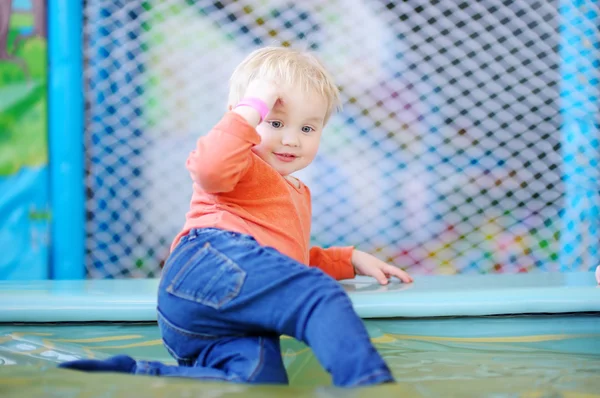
352,250,413,285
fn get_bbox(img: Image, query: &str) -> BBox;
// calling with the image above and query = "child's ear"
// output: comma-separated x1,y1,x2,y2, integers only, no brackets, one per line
228,105,233,111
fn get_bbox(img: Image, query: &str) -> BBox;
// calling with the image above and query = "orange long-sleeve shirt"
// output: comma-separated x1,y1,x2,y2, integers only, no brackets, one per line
171,112,355,280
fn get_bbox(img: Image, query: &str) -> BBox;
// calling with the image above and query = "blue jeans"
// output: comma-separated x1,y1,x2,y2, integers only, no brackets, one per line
136,228,393,387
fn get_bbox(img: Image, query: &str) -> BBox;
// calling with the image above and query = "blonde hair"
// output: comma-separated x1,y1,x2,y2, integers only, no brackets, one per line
228,47,341,123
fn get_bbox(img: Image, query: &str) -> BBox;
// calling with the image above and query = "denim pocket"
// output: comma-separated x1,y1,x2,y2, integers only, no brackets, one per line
166,243,247,309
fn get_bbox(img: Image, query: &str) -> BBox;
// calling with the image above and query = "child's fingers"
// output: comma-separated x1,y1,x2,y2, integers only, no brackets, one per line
371,268,389,285
384,265,413,283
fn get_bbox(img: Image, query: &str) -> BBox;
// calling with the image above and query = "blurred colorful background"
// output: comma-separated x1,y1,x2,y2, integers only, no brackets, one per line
0,0,598,280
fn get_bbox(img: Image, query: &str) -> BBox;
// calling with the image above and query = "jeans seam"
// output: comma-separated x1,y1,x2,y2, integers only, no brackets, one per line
222,229,260,248
162,236,205,276
349,370,393,387
161,338,192,365
135,362,242,382
245,336,266,382
166,242,211,298
158,309,244,339
191,228,257,249
203,245,247,308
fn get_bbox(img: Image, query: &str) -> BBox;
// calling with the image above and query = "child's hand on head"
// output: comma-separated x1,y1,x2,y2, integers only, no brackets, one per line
244,78,282,110
232,78,283,126
351,250,413,285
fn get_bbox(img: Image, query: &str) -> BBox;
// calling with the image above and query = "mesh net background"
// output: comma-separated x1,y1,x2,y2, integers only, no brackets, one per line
82,0,599,278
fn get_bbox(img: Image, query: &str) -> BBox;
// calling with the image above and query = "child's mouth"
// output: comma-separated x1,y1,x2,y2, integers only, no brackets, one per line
274,153,297,162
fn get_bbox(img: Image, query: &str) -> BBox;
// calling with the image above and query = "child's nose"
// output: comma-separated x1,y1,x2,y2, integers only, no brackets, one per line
281,130,300,146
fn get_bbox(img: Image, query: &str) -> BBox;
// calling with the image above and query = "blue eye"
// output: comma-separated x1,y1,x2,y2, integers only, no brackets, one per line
269,121,282,128
302,126,314,133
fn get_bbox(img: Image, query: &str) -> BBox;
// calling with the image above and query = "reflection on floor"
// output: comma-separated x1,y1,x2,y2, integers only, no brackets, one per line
1,314,599,396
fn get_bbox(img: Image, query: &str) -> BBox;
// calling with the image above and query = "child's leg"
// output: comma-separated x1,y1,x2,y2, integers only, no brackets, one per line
159,229,393,387
155,326,289,384
59,333,288,384
143,333,287,384
60,230,289,385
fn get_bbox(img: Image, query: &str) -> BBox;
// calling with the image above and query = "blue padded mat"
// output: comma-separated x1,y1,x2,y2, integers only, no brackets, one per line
0,272,598,322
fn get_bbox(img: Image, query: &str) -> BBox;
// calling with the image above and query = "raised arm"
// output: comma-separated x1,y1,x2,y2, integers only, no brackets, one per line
187,79,280,193
186,113,259,193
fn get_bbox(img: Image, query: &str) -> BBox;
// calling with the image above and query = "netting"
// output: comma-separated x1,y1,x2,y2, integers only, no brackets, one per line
83,0,600,278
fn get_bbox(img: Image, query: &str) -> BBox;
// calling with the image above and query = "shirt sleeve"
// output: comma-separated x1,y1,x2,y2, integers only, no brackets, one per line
186,112,261,193
309,246,355,280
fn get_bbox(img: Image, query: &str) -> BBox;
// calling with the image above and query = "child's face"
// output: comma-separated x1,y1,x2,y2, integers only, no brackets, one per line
253,87,327,176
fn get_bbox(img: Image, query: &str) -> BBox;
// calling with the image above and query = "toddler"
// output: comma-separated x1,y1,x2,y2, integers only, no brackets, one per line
59,46,412,387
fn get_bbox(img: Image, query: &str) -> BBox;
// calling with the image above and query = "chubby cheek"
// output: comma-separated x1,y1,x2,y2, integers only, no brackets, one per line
251,139,278,164
303,140,320,161
253,131,276,153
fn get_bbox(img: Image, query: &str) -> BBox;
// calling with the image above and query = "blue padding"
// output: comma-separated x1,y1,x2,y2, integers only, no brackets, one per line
343,272,599,318
0,273,598,323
